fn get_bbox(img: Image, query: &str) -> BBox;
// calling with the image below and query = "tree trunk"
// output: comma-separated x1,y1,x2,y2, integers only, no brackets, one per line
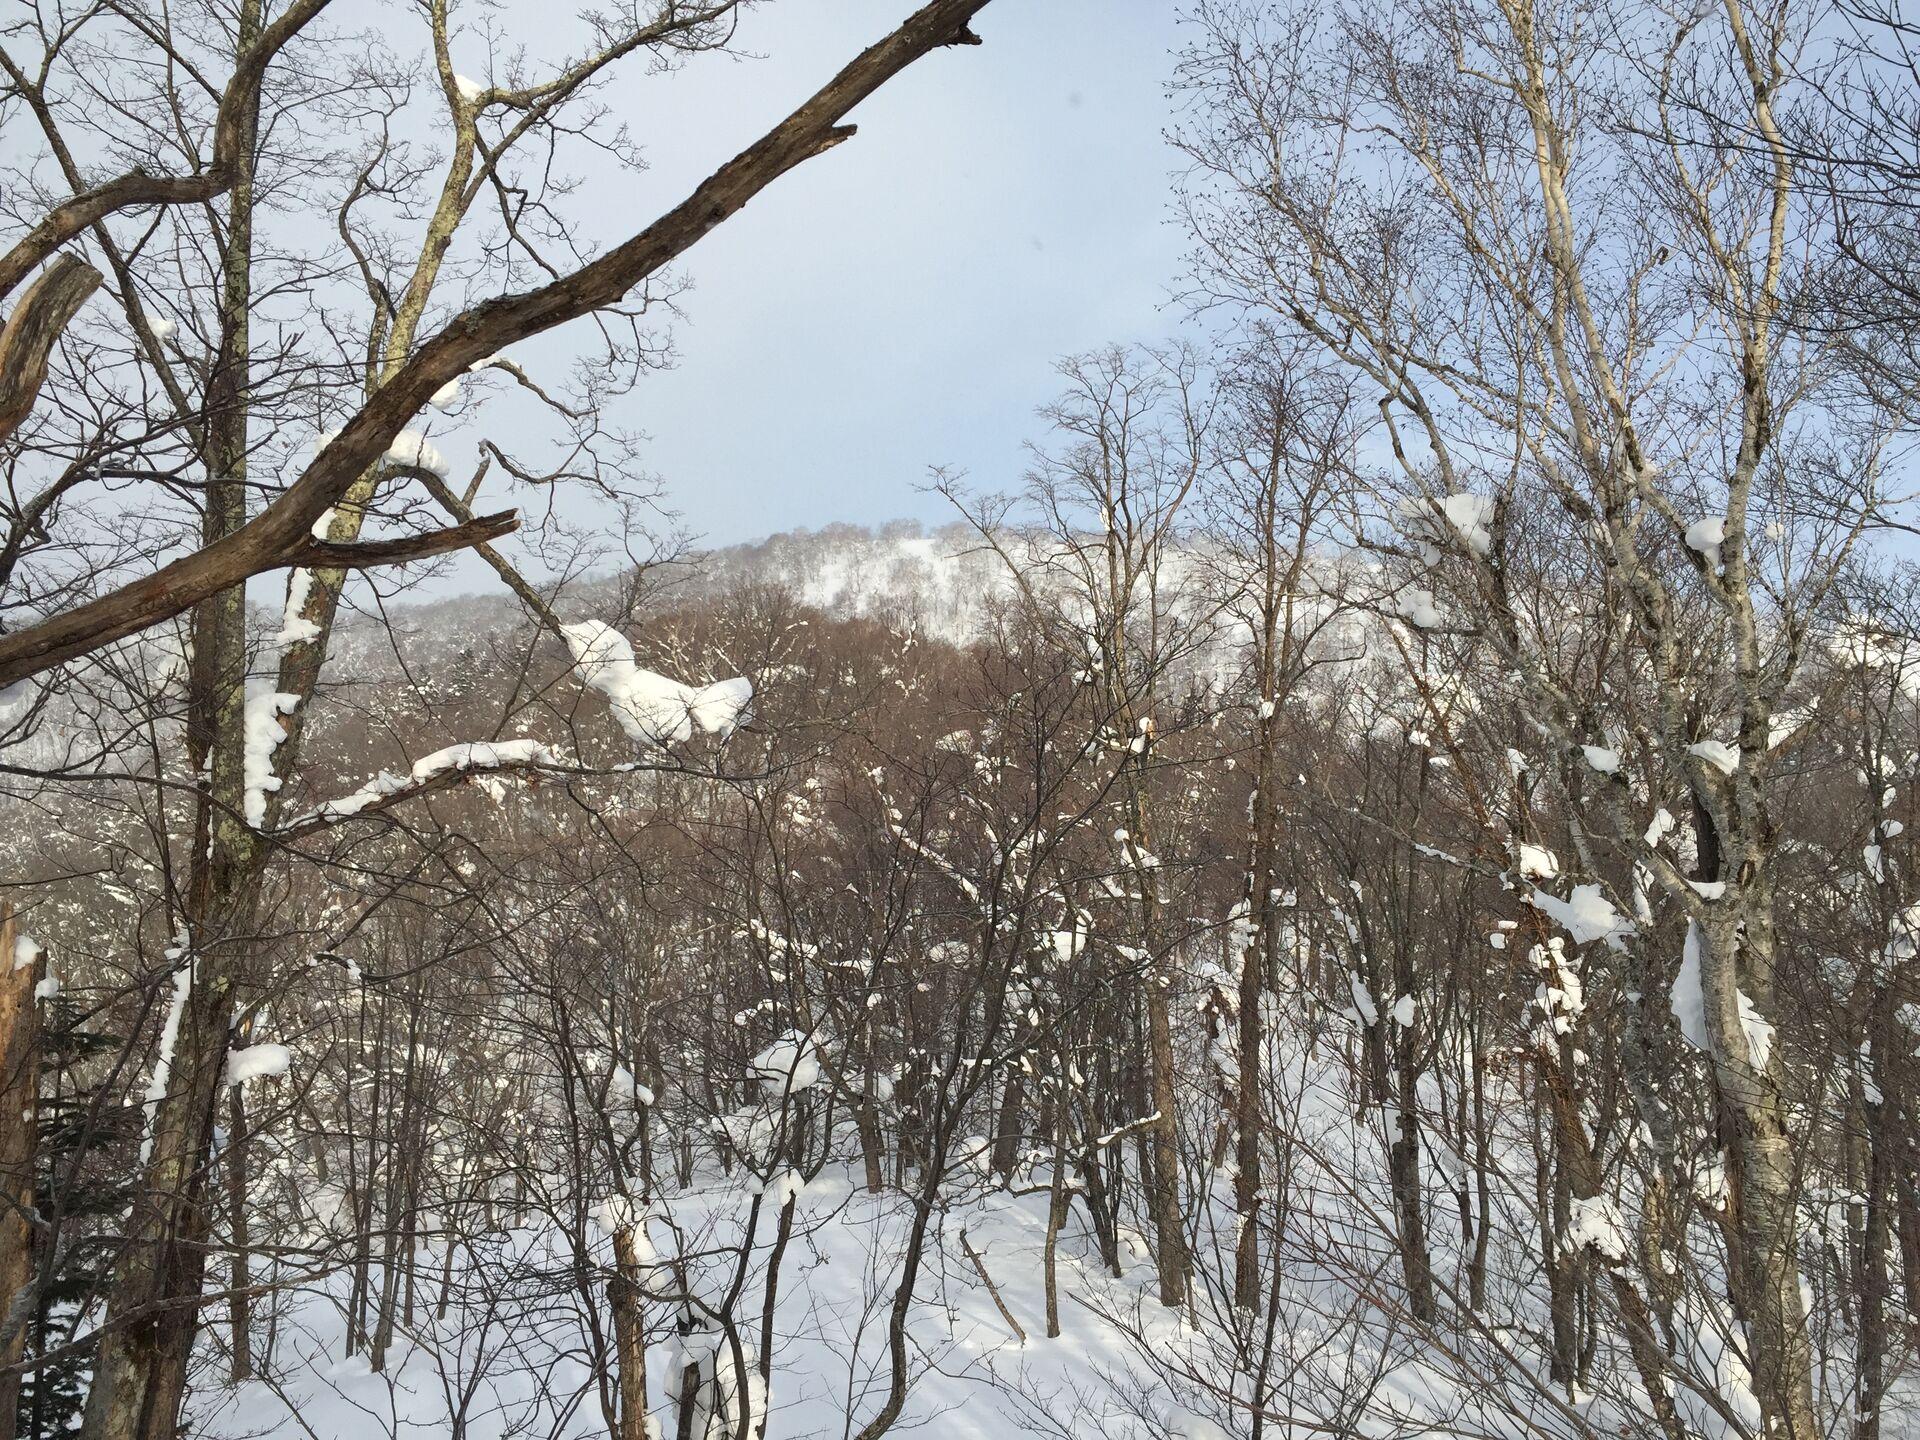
0,908,43,1440
1044,1093,1067,1338
1144,976,1187,1309
856,1094,886,1196
1542,1115,1576,1383
1361,949,1435,1323
1234,707,1278,1312
758,1192,796,1384
80,956,243,1440
991,1071,1025,1183
1695,911,1818,1440
225,1081,251,1382
80,4,264,1432
609,1226,652,1440
1858,1033,1890,1440
1536,1049,1688,1440
1388,940,1434,1323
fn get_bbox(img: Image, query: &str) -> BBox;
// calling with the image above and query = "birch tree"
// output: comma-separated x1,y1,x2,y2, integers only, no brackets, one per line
1176,0,1898,1430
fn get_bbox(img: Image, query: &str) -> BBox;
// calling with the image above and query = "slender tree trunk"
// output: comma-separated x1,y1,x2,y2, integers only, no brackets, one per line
1536,1050,1688,1440
1858,1037,1890,1440
1044,1091,1067,1338
370,999,422,1373
674,1341,700,1440
1389,934,1435,1323
1544,1120,1576,1382
226,1080,251,1381
1696,908,1819,1440
1143,970,1187,1309
0,908,42,1440
758,1193,796,1383
1388,1069,1436,1322
850,1149,950,1440
1234,703,1278,1312
856,1086,886,1196
1361,946,1435,1322
1470,1034,1492,1309
991,1071,1024,1183
609,1225,652,1440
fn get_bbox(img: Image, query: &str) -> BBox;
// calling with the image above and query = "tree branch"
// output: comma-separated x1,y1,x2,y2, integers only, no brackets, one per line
0,254,100,441
295,509,519,569
0,0,334,303
0,0,995,690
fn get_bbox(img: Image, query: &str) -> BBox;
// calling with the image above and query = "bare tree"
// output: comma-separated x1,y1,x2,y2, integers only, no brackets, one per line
1174,0,1907,1431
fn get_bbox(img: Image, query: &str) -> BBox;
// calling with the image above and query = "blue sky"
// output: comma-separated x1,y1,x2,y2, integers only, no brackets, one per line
591,2,1195,545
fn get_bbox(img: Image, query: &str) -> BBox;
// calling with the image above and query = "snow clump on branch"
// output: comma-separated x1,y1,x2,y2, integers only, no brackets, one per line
562,619,752,748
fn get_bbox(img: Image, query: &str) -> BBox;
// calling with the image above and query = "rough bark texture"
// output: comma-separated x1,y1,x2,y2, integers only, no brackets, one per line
1143,970,1188,1308
609,1227,652,1440
1233,710,1275,1313
225,1083,251,1382
0,255,99,443
1698,912,1818,1439
0,907,43,1440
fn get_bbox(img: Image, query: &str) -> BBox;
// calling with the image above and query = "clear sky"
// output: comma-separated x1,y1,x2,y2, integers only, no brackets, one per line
582,2,1195,546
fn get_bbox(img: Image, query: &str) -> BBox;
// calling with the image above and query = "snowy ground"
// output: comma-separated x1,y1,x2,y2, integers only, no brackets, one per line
180,1007,1876,1440
194,1171,1217,1440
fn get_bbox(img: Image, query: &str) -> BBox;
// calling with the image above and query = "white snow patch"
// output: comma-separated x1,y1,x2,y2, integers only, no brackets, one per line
1738,994,1775,1072
1688,739,1739,775
1671,923,1773,1071
608,1063,655,1108
142,962,194,1162
1566,1193,1630,1262
589,1197,654,1258
1395,588,1446,630
308,739,558,823
1671,922,1709,1054
1399,491,1493,559
1517,844,1560,880
562,620,752,748
1441,492,1495,555
1347,973,1379,1026
1676,1297,1762,1439
749,1031,822,1096
1644,807,1677,849
382,430,450,477
227,1042,291,1086
244,686,300,827
1528,883,1630,946
272,568,321,646
1581,744,1620,774
1685,516,1726,571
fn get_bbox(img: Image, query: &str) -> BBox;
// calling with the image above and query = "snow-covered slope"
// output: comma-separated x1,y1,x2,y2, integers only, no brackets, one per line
194,1170,1208,1440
